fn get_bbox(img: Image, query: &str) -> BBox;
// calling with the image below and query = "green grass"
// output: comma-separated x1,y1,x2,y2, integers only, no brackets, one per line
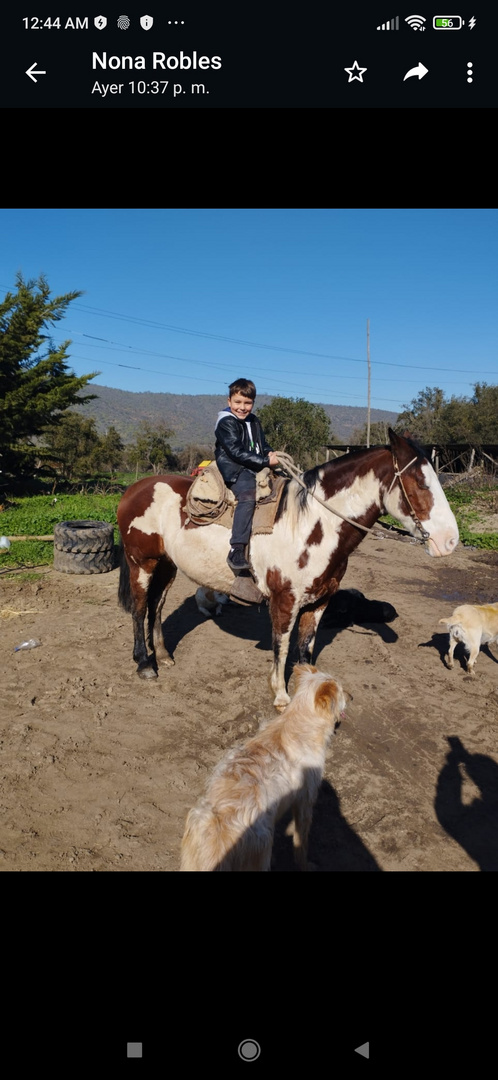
379,511,498,550
1,479,497,570
444,488,474,508
377,483,498,551
0,472,184,570
0,493,122,569
0,492,119,533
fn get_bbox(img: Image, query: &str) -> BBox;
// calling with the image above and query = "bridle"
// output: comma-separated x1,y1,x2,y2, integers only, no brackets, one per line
276,449,432,547
386,454,430,542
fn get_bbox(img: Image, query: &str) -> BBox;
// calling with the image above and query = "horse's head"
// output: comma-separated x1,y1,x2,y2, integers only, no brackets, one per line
382,430,459,557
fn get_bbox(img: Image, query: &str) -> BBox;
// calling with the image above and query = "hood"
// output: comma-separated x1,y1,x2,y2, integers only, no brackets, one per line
215,407,235,430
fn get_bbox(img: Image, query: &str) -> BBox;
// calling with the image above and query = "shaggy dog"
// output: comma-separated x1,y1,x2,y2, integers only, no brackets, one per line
195,587,229,618
180,664,349,872
439,602,498,675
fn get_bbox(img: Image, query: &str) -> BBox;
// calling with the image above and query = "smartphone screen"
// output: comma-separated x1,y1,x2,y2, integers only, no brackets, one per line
1,5,494,108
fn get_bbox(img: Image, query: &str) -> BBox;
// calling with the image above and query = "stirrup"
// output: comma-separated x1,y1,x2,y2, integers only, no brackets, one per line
229,573,265,606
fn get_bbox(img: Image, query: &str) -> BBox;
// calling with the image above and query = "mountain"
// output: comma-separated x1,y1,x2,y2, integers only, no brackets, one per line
72,384,399,450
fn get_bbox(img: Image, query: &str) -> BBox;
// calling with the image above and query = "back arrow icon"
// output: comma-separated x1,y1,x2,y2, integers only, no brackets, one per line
403,62,428,81
26,62,47,82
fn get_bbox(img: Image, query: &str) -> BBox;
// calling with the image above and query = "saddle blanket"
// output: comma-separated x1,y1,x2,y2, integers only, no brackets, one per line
185,462,288,535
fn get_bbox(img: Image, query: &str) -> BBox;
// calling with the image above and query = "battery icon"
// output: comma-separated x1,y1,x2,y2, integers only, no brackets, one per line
433,16,464,28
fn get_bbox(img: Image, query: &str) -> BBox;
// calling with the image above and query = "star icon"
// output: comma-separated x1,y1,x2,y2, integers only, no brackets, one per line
344,60,367,83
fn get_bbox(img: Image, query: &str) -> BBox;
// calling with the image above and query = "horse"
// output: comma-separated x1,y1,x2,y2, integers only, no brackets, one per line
117,429,459,708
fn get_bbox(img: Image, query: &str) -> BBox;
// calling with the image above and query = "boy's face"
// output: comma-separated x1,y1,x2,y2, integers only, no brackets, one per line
228,393,254,421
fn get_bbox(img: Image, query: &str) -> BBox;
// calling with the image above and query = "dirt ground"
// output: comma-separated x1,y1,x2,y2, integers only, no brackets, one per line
1,530,498,872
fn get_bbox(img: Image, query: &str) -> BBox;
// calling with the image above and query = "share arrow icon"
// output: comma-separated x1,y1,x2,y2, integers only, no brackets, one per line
403,62,428,81
26,62,47,82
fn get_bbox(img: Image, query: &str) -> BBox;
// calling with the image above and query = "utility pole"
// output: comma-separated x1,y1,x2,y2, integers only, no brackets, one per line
366,318,371,447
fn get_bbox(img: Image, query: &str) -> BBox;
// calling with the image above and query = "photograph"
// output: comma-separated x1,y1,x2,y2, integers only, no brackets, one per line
1,208,498,878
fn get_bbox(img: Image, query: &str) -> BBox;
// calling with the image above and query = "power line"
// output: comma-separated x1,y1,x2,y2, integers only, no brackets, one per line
72,303,366,363
64,333,492,385
64,342,478,392
70,304,498,378
3,282,496,387
65,353,461,408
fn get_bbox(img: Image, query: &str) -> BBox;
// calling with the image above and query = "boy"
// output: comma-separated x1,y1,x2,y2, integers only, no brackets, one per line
215,378,279,572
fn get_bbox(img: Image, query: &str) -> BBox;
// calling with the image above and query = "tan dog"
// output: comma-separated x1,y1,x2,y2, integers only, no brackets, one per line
195,587,229,618
180,664,349,871
439,603,498,675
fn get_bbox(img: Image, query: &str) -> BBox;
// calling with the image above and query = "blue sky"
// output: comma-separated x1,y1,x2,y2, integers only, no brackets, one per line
1,208,496,416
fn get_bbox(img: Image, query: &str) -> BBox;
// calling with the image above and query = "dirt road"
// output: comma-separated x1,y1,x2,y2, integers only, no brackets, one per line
1,532,498,871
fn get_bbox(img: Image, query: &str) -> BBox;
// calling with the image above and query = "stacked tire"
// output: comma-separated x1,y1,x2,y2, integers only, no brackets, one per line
53,520,116,574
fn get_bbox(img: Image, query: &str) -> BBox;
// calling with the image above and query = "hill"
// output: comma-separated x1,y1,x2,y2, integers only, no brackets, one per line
72,384,399,450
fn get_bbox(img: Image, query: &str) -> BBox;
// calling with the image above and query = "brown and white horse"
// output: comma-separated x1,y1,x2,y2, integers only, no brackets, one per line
117,429,458,707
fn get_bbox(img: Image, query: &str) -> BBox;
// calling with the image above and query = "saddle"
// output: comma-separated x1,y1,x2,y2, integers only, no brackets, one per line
184,462,288,535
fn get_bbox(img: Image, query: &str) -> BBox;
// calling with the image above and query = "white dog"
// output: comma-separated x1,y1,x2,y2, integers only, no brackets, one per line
180,664,349,872
439,602,498,675
195,586,229,618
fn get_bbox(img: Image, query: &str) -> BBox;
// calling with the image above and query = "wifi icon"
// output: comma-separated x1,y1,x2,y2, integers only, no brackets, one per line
405,14,426,29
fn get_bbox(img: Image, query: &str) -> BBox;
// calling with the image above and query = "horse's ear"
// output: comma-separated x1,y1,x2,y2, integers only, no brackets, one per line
388,428,412,447
388,428,423,466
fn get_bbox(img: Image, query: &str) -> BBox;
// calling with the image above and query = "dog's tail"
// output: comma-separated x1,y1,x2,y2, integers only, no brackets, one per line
439,618,465,642
180,803,259,872
180,805,230,872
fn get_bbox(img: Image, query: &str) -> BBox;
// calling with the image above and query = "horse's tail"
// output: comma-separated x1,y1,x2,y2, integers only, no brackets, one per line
118,539,133,613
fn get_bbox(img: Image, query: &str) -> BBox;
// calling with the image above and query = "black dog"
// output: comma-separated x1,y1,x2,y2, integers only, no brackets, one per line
324,588,398,628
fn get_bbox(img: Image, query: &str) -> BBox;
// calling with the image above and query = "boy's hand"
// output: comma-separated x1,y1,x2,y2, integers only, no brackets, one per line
268,451,279,467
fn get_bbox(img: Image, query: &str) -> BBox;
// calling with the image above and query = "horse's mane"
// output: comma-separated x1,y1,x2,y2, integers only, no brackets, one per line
400,434,427,459
299,445,388,508
291,437,429,515
305,435,427,489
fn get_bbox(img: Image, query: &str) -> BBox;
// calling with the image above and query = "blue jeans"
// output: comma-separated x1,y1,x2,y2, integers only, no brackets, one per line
229,469,256,546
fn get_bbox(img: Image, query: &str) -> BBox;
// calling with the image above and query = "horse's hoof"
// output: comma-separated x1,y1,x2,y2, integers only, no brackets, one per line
158,654,175,667
273,700,290,712
137,664,158,680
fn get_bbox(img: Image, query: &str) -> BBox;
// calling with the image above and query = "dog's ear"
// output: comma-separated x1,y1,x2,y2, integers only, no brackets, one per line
314,677,342,714
439,618,450,626
293,662,317,685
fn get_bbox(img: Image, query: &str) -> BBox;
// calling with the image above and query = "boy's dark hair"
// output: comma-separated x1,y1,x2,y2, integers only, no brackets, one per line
228,378,256,401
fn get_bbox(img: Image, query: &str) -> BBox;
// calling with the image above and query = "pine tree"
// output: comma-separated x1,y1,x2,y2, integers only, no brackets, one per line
41,412,102,480
0,273,98,481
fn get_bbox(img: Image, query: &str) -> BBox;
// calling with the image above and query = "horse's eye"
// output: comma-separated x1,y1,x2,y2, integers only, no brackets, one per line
415,469,429,490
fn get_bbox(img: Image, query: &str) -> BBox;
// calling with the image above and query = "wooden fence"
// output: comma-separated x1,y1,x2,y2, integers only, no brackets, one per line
322,444,498,475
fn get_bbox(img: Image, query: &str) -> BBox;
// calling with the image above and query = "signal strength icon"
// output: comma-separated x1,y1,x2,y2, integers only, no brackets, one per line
377,16,399,29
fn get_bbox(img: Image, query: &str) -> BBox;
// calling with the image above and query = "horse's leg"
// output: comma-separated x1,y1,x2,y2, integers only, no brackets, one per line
296,602,329,663
267,575,298,709
147,556,177,667
127,556,162,679
297,565,348,664
270,625,295,709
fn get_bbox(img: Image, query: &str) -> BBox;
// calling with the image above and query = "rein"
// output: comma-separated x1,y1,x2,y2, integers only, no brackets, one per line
275,450,430,546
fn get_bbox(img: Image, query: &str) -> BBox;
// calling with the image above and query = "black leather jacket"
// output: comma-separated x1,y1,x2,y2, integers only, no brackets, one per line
215,410,273,485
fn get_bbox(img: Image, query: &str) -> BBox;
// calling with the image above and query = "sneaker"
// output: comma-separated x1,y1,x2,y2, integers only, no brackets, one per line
227,547,250,572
